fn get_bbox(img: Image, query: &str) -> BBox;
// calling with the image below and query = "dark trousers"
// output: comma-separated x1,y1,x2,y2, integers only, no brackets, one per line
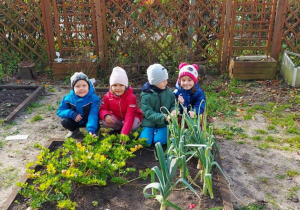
61,118,100,132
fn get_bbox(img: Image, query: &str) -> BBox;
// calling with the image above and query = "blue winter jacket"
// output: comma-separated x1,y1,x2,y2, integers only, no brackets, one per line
57,81,100,134
173,81,206,115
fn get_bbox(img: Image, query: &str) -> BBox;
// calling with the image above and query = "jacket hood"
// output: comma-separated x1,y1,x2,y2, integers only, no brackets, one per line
142,82,151,91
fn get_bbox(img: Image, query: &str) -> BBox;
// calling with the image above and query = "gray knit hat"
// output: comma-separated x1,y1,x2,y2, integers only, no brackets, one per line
147,64,168,85
70,72,89,89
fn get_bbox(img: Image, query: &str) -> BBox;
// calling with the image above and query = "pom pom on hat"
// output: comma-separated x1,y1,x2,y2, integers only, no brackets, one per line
70,72,89,89
147,63,168,85
178,62,199,84
109,66,128,87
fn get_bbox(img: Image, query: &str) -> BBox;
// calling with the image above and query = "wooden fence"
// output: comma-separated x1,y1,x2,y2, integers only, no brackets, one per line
0,0,299,76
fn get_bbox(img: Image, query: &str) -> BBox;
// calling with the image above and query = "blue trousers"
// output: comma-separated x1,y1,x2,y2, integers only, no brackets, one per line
139,126,168,145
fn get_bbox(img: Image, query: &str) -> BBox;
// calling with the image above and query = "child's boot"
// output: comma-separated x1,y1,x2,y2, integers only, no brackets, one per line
65,128,80,139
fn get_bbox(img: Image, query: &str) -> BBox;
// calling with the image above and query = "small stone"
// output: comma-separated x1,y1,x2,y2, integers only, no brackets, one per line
292,196,299,203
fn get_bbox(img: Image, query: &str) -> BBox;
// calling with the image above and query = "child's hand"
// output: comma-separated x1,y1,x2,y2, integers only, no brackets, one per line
170,110,177,117
75,114,82,122
105,115,114,124
188,111,195,119
178,95,184,105
89,132,97,137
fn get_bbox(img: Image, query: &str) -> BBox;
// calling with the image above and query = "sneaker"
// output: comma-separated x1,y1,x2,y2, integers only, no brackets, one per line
65,128,80,139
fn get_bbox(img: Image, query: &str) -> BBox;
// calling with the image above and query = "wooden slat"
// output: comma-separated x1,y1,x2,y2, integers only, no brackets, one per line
232,67,276,74
4,85,45,123
230,73,276,80
232,62,277,68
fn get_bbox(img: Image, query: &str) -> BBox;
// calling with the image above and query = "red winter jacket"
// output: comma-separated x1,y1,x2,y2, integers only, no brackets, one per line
99,87,143,135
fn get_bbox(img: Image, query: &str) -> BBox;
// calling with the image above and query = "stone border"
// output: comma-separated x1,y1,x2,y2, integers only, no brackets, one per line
5,138,233,209
0,85,45,123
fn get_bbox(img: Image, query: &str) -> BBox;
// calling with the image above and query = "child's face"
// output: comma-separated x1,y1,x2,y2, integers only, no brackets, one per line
111,84,126,96
74,80,89,97
180,76,195,90
155,80,168,90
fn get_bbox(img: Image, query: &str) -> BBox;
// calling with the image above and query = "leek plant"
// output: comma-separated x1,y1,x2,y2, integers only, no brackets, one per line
143,143,199,210
183,108,228,199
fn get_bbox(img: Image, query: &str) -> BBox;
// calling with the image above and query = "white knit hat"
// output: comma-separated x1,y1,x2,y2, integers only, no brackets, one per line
147,64,168,85
109,67,128,87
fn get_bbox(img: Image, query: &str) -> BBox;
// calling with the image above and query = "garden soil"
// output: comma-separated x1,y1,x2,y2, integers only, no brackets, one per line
0,76,300,209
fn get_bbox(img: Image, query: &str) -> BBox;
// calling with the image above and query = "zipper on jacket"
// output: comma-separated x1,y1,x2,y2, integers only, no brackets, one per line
118,97,124,119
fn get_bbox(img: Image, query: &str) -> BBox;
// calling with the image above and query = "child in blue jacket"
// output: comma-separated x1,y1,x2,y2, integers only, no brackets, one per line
57,72,100,138
174,62,206,118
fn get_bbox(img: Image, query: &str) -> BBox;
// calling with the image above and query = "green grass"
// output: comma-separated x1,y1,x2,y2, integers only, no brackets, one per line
265,136,280,143
286,170,299,177
26,102,41,114
205,91,237,117
276,174,286,180
285,136,300,149
235,202,267,210
255,129,268,134
214,126,244,140
287,186,300,199
30,115,43,122
0,140,4,149
258,142,270,150
0,166,19,188
48,87,56,92
46,104,56,111
267,125,276,131
258,176,269,184
252,136,261,141
243,114,253,120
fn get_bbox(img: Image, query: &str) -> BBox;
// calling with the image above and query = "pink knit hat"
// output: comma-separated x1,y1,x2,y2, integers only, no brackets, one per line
178,62,199,84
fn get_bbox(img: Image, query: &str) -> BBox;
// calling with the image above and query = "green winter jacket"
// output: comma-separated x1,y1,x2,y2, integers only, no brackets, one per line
140,82,176,128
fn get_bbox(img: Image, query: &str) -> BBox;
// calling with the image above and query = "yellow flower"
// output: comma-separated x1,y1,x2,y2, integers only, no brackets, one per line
76,142,86,152
46,163,56,174
130,144,143,153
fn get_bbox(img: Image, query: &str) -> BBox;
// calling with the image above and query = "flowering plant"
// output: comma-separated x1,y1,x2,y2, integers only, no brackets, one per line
66,46,102,78
17,132,146,209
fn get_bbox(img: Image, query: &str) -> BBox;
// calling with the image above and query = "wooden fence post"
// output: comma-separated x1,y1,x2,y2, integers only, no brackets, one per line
221,0,233,74
271,0,288,61
95,0,106,67
41,0,56,63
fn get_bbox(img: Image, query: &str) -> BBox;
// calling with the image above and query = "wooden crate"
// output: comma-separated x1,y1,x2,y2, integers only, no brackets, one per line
52,62,98,79
229,56,277,80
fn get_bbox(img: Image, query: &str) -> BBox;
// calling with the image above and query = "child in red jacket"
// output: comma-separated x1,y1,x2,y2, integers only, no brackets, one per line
99,67,143,135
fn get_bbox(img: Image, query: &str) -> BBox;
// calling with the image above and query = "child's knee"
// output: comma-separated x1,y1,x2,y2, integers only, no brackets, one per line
153,127,168,145
140,127,154,145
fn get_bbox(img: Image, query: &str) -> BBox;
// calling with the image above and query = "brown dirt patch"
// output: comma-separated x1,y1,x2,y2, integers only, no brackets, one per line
0,88,34,118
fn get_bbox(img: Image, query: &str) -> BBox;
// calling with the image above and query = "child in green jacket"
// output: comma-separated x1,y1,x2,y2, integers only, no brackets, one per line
140,64,176,145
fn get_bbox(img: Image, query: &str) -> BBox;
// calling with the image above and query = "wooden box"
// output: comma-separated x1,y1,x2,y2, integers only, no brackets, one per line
229,56,277,80
52,62,98,79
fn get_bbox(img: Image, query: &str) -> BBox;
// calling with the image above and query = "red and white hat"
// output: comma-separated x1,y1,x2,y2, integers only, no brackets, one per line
178,62,199,84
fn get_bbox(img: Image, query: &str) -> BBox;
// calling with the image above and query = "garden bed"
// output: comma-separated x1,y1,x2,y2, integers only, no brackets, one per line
0,85,45,123
229,56,277,80
6,138,233,210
